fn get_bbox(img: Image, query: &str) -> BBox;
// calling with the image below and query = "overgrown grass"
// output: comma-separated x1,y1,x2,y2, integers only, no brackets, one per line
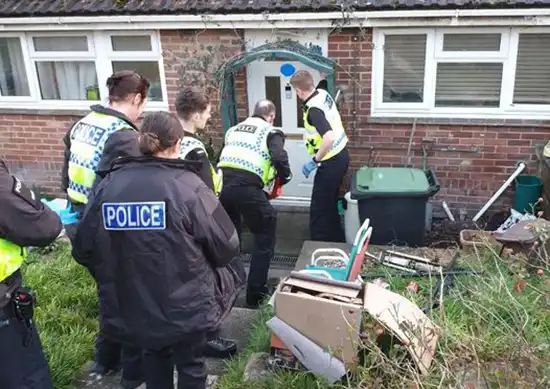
218,247,550,389
21,241,98,389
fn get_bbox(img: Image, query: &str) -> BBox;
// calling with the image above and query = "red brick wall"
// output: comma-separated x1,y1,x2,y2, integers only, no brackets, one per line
0,114,77,194
0,27,545,215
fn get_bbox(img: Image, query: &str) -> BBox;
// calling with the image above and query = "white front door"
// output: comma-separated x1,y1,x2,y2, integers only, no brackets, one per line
247,61,322,204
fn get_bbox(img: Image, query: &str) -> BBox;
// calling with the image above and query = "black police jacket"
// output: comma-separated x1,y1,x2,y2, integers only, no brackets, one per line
0,159,62,306
71,157,245,350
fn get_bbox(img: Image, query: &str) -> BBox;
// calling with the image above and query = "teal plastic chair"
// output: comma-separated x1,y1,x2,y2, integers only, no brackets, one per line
301,218,372,282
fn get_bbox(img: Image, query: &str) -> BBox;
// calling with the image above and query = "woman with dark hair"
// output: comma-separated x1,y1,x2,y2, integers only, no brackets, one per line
60,70,150,388
72,111,245,389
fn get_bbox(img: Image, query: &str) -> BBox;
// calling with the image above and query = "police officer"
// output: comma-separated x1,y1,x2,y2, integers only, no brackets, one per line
218,100,292,308
61,70,149,387
0,159,62,389
290,70,349,243
175,86,222,195
72,112,243,389
174,87,240,359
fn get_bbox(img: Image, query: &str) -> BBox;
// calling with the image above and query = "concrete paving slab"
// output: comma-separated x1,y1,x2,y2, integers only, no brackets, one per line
74,307,257,388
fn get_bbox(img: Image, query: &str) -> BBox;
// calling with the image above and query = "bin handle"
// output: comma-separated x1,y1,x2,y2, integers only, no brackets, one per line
426,169,441,196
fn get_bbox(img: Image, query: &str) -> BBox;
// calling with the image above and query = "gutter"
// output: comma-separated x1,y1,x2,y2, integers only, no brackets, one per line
1,8,550,30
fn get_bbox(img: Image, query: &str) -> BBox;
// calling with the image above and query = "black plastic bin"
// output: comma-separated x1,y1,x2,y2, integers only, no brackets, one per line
350,167,440,247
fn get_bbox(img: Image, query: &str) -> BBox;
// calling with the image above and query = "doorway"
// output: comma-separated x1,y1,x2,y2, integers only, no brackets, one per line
247,61,323,204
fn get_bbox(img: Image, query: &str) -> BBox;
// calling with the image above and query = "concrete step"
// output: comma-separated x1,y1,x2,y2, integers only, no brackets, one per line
74,307,258,389
241,204,310,256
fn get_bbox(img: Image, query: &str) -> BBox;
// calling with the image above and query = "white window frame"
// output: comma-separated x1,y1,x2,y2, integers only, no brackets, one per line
371,26,550,120
0,30,168,111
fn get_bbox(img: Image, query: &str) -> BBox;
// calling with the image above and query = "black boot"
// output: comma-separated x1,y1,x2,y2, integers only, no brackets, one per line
204,337,237,358
246,285,275,309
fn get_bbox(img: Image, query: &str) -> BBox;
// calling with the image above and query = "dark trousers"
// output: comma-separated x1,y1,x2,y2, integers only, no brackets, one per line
66,222,143,381
0,303,53,389
310,148,350,242
219,185,277,299
143,332,207,389
95,334,143,380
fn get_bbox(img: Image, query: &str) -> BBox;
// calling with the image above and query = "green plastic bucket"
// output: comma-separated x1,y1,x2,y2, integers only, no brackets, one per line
514,175,542,214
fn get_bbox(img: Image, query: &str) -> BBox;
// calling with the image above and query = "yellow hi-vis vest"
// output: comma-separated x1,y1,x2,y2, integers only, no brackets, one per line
217,117,277,187
303,89,348,161
67,111,133,204
0,238,26,283
179,137,223,196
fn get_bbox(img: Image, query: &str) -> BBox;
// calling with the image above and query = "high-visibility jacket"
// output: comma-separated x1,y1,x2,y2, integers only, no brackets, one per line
179,137,223,195
67,111,133,204
303,89,348,161
0,238,26,283
217,117,276,187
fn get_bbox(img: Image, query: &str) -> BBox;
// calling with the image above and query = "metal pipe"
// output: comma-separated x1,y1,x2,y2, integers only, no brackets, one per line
472,162,527,222
442,201,456,222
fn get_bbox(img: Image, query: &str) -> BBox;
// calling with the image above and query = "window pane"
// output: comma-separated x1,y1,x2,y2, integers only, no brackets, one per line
36,61,99,100
33,36,88,52
265,76,282,127
383,34,426,103
435,63,502,107
296,96,304,128
112,61,163,101
513,34,550,105
111,35,152,51
0,38,30,97
443,34,501,51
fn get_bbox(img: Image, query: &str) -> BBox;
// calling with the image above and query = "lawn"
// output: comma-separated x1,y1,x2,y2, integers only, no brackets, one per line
217,247,550,389
21,241,98,389
20,239,550,389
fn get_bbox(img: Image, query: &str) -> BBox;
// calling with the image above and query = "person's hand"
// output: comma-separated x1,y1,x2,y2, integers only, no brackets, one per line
302,159,318,179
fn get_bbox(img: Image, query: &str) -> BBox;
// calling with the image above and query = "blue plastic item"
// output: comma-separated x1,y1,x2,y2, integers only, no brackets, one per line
280,63,296,77
41,198,79,225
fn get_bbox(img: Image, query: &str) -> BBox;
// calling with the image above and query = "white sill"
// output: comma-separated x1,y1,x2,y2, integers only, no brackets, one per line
0,100,169,115
370,109,550,121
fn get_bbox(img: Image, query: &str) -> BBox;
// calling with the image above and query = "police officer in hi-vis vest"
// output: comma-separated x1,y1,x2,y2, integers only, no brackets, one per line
61,70,150,388
290,70,350,243
173,86,242,359
218,100,292,308
175,87,223,196
0,159,62,389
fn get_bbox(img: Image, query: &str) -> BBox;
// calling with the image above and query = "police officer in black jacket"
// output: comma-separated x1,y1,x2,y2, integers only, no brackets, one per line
0,159,62,389
72,112,244,389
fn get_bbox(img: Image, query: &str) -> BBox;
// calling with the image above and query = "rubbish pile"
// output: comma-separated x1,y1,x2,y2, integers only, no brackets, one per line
264,219,444,384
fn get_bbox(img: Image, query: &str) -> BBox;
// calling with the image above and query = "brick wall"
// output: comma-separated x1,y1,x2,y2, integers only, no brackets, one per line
0,114,77,194
0,27,546,214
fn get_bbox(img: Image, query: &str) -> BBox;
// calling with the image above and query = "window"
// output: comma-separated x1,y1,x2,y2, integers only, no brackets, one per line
372,28,550,119
0,37,30,97
0,31,167,109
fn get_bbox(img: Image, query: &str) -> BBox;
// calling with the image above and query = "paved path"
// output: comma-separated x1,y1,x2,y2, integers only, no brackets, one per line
74,306,257,389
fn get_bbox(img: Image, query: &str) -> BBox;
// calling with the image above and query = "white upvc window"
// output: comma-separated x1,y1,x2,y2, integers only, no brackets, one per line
371,27,550,120
0,31,168,110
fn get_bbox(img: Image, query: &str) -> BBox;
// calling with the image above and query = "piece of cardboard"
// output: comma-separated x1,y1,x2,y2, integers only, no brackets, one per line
274,276,363,366
363,282,441,375
283,276,361,299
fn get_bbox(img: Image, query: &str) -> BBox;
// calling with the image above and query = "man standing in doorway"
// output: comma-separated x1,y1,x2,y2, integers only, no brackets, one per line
217,100,292,308
290,70,349,242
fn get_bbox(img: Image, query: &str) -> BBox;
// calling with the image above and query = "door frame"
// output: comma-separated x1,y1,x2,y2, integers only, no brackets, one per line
216,40,337,131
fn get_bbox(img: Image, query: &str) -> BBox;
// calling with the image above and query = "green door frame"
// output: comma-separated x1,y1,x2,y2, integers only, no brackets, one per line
217,44,337,131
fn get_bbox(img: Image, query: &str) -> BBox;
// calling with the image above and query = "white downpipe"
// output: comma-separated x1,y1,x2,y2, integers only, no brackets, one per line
441,201,456,222
2,8,550,25
472,162,527,223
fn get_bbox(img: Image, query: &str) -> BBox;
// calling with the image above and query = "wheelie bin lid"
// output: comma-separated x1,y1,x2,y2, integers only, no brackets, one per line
351,167,433,199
